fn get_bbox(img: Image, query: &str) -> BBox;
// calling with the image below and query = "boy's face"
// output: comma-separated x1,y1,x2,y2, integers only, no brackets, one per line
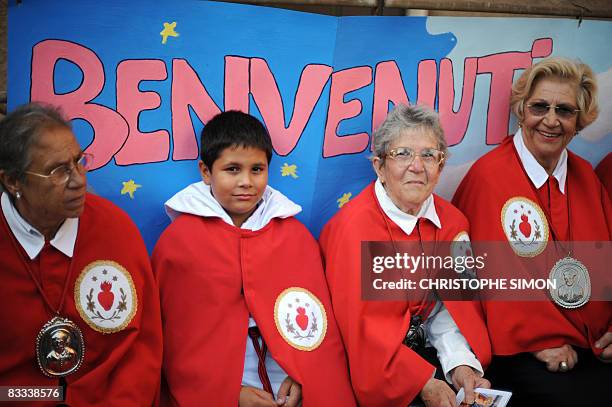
200,145,268,227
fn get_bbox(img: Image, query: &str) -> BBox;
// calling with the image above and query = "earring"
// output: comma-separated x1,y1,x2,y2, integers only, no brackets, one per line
15,191,21,199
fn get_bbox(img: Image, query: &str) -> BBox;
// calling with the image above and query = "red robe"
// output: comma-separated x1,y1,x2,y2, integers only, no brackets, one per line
596,152,612,199
152,215,356,407
453,137,612,355
319,183,491,407
0,193,162,406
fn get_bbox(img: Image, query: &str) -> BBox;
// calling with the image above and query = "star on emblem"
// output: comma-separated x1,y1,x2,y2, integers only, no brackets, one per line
160,22,179,44
121,179,142,199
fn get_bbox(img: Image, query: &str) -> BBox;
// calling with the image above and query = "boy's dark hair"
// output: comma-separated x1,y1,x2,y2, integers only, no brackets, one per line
200,111,273,169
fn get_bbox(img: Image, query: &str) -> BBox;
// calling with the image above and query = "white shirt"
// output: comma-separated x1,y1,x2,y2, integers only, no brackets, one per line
514,128,568,194
1,192,78,259
165,182,301,396
374,179,484,382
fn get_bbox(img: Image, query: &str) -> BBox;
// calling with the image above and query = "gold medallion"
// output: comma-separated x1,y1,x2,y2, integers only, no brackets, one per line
36,316,85,377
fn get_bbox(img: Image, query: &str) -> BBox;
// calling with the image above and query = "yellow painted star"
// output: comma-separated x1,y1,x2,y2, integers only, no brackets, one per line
160,22,179,44
121,179,142,199
281,163,299,179
337,192,352,208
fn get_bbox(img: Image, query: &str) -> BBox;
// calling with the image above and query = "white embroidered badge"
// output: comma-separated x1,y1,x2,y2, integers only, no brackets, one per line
74,260,137,333
274,287,327,351
501,197,549,257
451,231,477,276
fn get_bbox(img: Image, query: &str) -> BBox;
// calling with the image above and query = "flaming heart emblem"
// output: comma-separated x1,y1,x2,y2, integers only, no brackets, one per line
519,214,531,238
295,307,309,331
97,281,115,311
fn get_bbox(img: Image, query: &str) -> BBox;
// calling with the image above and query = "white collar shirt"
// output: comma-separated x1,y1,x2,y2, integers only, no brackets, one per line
1,192,78,259
514,128,568,194
374,178,441,235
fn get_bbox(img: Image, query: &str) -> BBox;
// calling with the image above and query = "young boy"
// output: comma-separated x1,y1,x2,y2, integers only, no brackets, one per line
152,111,356,407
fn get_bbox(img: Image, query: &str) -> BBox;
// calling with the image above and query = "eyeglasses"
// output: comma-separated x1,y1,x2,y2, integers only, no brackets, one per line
384,147,445,168
526,102,580,120
25,153,94,186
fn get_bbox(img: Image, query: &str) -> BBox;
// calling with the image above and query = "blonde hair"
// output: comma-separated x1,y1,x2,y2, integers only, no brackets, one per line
511,57,599,131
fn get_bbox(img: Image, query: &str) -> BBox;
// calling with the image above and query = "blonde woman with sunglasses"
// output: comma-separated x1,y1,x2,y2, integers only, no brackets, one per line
454,57,611,407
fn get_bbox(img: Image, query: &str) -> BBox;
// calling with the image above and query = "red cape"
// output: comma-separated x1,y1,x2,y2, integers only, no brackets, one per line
152,215,356,407
319,183,491,407
0,193,162,406
596,152,612,200
453,137,612,355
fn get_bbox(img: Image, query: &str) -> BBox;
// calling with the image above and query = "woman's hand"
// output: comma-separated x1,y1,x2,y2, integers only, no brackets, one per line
239,386,277,407
532,344,578,372
595,332,612,363
419,378,457,407
450,365,491,405
276,376,302,407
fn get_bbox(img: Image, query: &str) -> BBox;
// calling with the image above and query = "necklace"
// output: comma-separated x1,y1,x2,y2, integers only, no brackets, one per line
3,214,85,377
377,194,438,348
529,175,590,309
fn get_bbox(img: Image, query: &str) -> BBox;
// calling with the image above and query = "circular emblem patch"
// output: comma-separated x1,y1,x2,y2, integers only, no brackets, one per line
451,231,476,277
75,261,137,333
501,197,549,257
274,287,327,351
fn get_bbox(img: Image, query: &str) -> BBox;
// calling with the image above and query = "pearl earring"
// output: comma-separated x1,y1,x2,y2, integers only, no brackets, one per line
15,191,21,199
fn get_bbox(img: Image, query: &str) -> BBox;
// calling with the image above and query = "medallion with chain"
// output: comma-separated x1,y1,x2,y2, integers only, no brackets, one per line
528,176,591,309
4,223,86,377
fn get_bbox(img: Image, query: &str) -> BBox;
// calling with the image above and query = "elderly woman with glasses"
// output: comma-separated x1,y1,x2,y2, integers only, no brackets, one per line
320,104,492,407
454,57,611,406
0,103,162,406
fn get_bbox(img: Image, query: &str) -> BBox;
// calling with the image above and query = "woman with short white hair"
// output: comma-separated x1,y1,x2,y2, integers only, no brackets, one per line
321,104,492,407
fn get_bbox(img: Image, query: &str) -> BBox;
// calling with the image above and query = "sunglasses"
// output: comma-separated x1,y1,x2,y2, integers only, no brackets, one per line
526,102,580,120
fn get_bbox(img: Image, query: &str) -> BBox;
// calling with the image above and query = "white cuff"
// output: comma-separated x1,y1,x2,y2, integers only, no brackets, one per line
424,302,484,384
441,352,483,383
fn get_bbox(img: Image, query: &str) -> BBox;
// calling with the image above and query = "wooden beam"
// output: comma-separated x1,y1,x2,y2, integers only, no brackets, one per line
215,0,612,18
385,0,612,18
220,0,376,6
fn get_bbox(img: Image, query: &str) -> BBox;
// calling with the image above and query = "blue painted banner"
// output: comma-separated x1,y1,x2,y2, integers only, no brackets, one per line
9,0,612,250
